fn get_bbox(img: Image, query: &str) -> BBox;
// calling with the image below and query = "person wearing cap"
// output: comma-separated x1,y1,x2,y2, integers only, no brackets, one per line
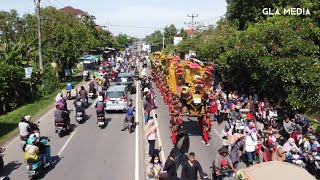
304,135,320,154
24,137,39,163
33,133,50,167
286,146,301,163
283,138,300,153
244,122,257,137
19,116,31,141
214,146,235,177
243,132,258,166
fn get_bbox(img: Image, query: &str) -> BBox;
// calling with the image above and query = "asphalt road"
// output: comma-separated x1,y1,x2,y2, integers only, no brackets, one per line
1,80,145,180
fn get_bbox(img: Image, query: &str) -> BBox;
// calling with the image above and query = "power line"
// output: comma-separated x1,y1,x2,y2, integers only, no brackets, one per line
184,13,199,37
45,0,59,8
52,0,65,7
98,24,163,30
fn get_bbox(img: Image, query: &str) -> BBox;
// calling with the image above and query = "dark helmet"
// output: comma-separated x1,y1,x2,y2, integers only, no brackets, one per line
76,97,81,101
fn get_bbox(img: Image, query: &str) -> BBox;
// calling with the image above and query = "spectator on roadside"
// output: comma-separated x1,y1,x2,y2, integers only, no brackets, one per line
243,132,258,166
283,115,294,140
181,152,204,180
147,153,163,180
145,118,158,157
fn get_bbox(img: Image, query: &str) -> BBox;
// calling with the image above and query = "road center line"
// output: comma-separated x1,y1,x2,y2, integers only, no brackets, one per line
152,110,166,162
57,130,77,156
135,80,140,180
91,98,98,107
214,128,223,140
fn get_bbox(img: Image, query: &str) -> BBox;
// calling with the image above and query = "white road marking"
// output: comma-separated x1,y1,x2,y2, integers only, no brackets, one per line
91,98,98,107
152,110,166,162
4,108,55,148
135,80,139,180
57,130,77,156
214,128,223,140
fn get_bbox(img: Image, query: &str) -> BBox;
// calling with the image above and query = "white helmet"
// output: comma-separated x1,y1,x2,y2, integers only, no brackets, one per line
24,115,32,122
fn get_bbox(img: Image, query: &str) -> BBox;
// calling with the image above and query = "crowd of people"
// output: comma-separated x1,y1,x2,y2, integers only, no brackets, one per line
143,55,319,180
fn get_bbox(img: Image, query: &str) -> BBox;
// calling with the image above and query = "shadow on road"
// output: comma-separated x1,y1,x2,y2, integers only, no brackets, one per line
1,160,22,177
182,118,202,136
100,118,112,129
37,155,62,179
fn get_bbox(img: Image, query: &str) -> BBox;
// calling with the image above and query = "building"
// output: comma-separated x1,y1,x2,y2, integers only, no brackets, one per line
59,6,96,20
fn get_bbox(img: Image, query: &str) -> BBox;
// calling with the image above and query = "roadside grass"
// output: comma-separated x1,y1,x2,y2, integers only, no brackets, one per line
0,75,83,146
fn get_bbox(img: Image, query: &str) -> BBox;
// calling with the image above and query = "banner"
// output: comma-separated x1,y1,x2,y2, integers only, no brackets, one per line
64,68,71,76
174,37,183,45
24,67,33,78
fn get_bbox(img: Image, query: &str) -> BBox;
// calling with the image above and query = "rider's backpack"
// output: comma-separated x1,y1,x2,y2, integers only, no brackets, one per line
97,102,104,112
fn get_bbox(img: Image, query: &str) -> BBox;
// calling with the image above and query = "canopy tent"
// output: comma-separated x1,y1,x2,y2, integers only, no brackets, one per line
79,55,99,64
237,161,315,180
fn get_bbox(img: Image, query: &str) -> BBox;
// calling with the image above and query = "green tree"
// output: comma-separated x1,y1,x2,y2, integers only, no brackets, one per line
163,24,178,45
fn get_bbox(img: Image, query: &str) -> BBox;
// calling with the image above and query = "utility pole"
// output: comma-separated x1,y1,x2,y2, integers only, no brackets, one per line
184,14,199,38
35,0,43,74
162,31,165,49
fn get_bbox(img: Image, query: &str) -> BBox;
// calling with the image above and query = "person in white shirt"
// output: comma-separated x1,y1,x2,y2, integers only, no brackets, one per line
243,132,258,166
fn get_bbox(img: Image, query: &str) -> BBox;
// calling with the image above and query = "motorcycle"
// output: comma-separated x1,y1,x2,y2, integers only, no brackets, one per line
55,122,68,138
233,118,245,134
88,88,96,99
75,111,84,123
211,163,234,180
20,122,40,151
0,148,5,170
97,115,105,128
126,116,135,133
26,139,51,179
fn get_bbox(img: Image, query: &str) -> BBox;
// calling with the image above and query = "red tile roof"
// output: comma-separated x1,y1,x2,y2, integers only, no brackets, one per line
60,6,87,16
185,29,194,36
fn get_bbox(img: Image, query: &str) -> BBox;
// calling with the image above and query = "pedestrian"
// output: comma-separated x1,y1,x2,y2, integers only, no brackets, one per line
143,95,151,124
181,152,204,180
243,132,258,166
175,128,190,170
147,153,163,180
221,124,232,148
146,119,158,157
163,149,178,180
149,87,156,109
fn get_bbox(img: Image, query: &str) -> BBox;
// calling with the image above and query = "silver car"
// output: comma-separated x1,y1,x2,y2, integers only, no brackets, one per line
105,85,128,112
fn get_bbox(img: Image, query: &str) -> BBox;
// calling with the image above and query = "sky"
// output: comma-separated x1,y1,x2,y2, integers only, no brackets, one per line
0,0,227,38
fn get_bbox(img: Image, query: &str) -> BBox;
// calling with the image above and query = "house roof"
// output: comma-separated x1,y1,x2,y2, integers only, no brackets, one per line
185,29,194,36
60,6,87,16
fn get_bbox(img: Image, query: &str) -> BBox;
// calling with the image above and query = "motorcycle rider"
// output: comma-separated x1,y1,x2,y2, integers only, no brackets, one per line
74,97,86,117
230,105,243,127
79,86,88,106
214,146,235,177
95,96,106,123
66,82,74,98
121,100,135,131
54,104,70,130
19,116,31,150
89,80,97,96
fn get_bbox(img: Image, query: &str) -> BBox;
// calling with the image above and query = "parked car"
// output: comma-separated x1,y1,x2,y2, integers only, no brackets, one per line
104,85,129,112
115,72,136,94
